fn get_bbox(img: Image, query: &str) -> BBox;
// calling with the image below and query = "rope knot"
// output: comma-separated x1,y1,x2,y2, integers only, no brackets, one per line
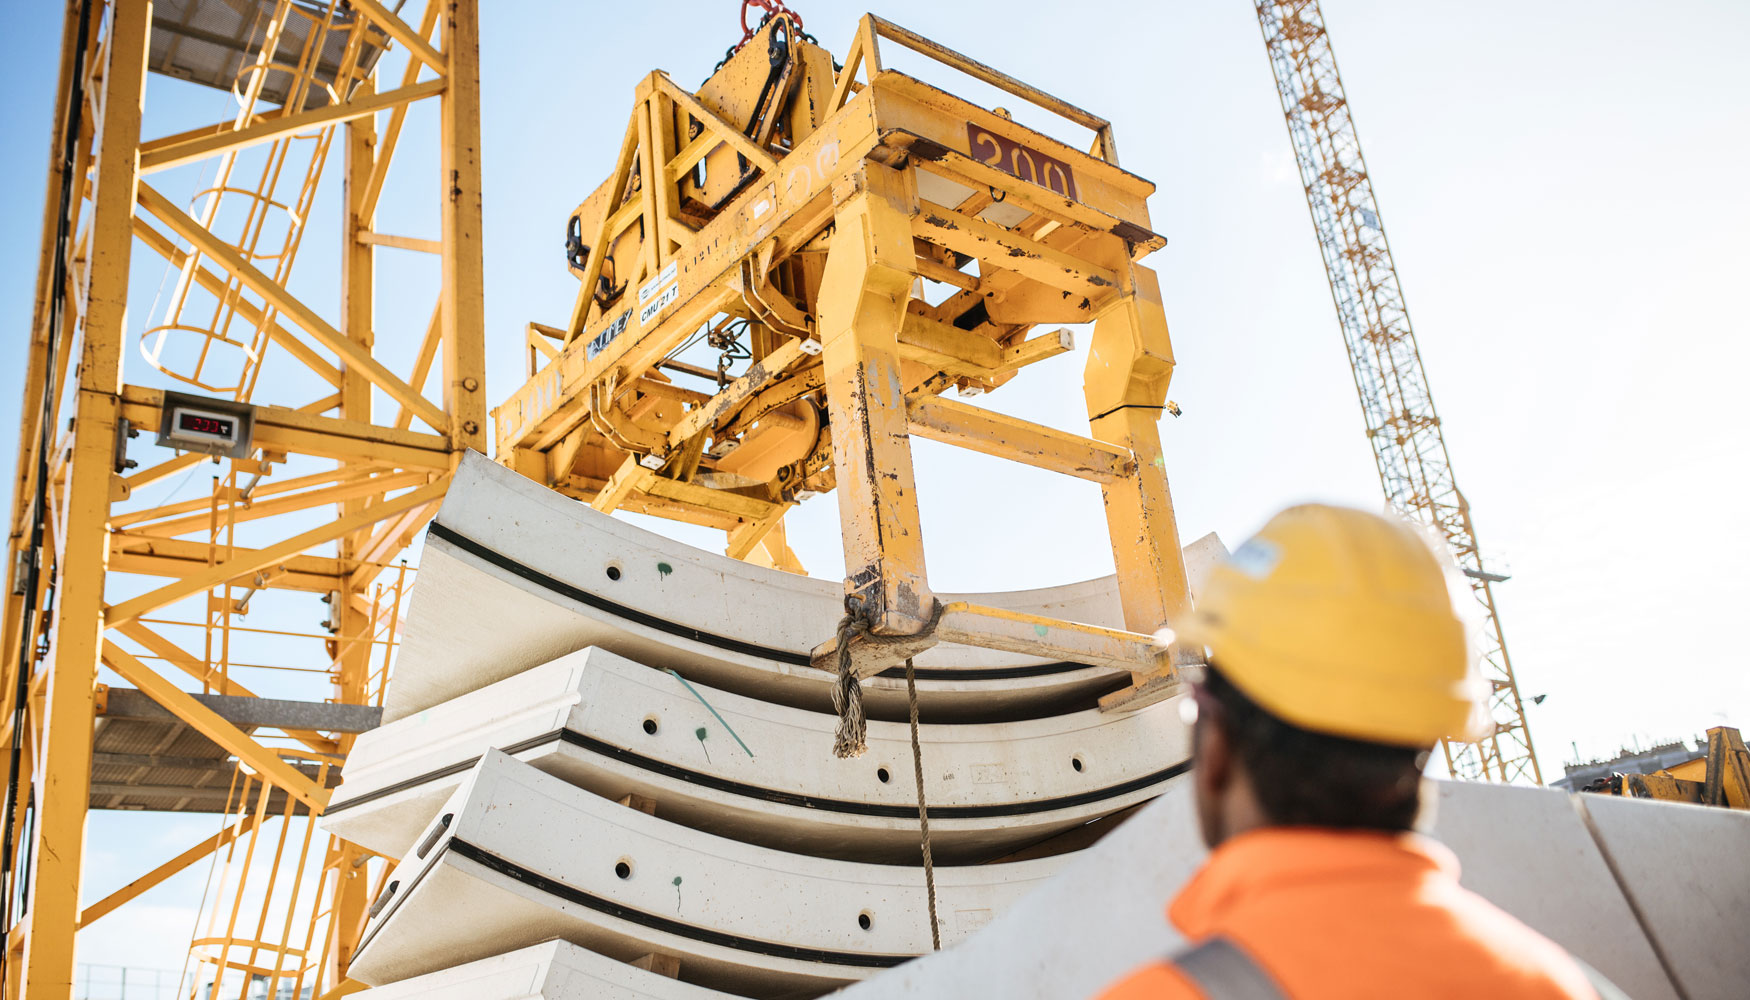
828,597,945,759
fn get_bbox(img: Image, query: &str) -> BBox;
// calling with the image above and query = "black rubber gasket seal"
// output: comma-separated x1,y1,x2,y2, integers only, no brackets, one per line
326,728,1189,819
427,521,1097,681
446,838,909,968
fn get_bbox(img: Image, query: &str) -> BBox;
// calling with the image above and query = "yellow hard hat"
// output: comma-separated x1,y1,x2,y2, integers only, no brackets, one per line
1178,504,1489,747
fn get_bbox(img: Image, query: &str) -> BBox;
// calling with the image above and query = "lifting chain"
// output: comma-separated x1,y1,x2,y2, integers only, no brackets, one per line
739,0,808,46
714,0,820,76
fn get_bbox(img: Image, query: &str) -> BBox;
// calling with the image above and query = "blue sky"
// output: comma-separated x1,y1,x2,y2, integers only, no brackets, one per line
0,0,1745,974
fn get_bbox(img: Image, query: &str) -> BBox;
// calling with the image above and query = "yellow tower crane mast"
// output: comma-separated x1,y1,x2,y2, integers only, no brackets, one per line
1254,0,1540,783
3,1,485,994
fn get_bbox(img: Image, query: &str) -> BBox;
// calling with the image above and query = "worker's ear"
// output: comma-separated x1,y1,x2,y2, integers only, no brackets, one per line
1193,708,1232,791
1190,695,1233,848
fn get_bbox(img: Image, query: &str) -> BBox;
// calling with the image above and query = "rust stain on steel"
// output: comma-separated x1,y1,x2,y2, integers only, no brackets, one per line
890,132,951,163
1110,220,1160,246
922,214,959,231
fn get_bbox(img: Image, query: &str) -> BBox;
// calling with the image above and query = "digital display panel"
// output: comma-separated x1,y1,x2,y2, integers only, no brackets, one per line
156,393,253,458
177,412,235,438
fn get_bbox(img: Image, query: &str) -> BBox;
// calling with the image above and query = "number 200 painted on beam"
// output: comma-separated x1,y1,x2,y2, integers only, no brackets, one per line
966,123,1080,201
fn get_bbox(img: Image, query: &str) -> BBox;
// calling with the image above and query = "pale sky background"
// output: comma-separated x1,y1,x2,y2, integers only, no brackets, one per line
0,0,1745,979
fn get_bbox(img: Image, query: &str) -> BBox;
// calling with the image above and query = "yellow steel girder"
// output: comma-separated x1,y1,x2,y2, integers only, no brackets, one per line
2,2,486,994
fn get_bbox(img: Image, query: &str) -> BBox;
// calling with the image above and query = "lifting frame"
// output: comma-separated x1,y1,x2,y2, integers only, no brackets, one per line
3,7,1196,995
498,15,1201,701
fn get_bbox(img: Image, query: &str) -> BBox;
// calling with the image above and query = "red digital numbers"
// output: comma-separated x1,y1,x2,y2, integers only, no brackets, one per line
178,412,234,437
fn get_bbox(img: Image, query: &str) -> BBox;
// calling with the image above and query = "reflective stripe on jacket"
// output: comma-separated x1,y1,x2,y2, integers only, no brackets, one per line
1095,829,1602,1000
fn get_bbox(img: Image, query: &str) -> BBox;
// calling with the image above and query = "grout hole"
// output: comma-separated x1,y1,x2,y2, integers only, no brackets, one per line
606,564,622,581
1071,756,1084,772
876,767,890,784
615,859,633,880
642,717,659,736
857,911,873,931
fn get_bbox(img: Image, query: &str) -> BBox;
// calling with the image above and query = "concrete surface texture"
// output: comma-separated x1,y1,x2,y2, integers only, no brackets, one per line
838,778,1750,1000
349,750,1070,996
325,645,1190,862
349,457,1747,1000
388,453,1224,724
1578,792,1750,1000
354,940,737,999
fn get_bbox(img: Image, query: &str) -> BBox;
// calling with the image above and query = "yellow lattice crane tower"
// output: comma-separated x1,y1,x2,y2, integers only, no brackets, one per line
3,0,483,995
1254,0,1541,783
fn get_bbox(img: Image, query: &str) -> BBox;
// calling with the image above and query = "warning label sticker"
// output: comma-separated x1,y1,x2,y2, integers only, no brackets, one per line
637,260,678,304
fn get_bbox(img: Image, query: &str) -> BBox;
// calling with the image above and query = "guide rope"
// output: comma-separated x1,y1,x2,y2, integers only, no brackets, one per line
905,656,942,950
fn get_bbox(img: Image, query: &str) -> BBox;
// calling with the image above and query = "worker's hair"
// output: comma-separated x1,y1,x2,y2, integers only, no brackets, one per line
1201,664,1428,831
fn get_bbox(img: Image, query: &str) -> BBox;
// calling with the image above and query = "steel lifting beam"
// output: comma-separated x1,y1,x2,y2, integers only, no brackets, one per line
819,163,935,635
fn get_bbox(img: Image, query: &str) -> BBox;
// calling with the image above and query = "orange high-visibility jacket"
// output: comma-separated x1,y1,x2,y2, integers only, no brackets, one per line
1095,828,1600,1000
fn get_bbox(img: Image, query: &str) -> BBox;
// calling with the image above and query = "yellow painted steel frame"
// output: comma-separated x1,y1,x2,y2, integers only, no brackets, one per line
1603,727,1750,810
0,1,484,996
499,15,1196,695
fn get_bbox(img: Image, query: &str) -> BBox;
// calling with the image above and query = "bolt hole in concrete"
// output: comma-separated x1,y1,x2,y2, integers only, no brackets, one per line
877,767,890,783
605,563,622,581
1072,755,1084,772
615,859,634,880
858,911,873,931
642,717,659,735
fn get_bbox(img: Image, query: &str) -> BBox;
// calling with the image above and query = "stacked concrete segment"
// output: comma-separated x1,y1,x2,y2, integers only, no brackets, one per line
350,751,1068,994
327,647,1189,864
333,454,1203,996
333,456,1749,998
390,454,1225,723
354,940,736,1000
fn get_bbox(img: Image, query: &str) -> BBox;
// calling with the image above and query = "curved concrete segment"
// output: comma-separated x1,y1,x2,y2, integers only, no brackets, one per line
350,750,1068,996
355,940,738,1000
835,780,1743,1000
325,646,1191,862
1577,793,1750,1000
390,453,1225,724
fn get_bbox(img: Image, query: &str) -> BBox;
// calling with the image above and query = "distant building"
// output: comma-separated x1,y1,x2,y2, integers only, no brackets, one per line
1553,738,1706,792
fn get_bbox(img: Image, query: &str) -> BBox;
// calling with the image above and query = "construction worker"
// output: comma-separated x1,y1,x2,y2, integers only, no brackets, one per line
1096,504,1623,1000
